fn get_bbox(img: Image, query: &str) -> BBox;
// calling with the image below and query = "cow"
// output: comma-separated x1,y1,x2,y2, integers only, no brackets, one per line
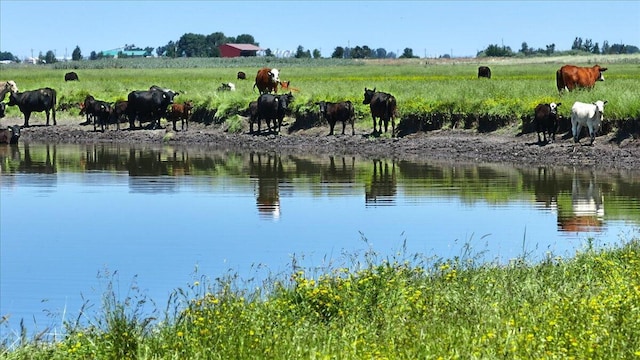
478,66,491,79
237,71,246,80
79,95,112,132
253,67,280,94
256,92,294,134
571,100,607,145
556,64,608,92
316,100,355,136
110,100,128,130
363,87,397,135
0,80,18,101
64,72,79,81
278,80,300,93
0,125,21,144
247,100,259,133
217,82,236,91
126,86,179,129
7,87,57,127
0,102,5,118
166,100,194,131
533,102,561,143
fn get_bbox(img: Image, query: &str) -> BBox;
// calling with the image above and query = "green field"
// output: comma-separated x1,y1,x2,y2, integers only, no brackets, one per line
1,54,639,133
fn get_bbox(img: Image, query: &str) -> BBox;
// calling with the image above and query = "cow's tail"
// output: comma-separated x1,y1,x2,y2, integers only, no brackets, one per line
556,69,565,93
253,82,257,93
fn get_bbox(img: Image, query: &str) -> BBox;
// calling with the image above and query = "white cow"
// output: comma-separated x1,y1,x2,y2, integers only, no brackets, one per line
571,100,607,145
0,80,19,101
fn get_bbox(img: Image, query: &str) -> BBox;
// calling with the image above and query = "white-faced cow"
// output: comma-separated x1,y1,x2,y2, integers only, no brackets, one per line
126,86,179,129
571,100,607,145
7,88,57,127
363,88,397,135
316,100,355,136
534,102,561,143
556,65,607,92
217,82,236,91
0,80,19,101
0,125,21,144
256,92,294,134
253,68,280,94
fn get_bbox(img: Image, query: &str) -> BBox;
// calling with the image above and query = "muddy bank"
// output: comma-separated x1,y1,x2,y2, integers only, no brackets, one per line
3,115,640,172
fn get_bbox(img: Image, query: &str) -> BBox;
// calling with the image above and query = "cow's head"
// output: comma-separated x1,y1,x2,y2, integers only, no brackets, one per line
278,92,294,111
363,87,376,105
549,102,561,114
595,65,608,81
316,101,328,115
593,100,607,116
3,80,18,94
268,68,280,83
7,124,20,144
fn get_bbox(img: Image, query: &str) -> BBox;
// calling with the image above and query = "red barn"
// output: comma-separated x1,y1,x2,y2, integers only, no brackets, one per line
218,43,263,58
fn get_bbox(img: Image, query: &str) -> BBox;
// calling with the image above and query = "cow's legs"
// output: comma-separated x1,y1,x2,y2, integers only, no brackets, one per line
573,123,583,143
23,112,31,127
588,124,595,145
45,110,50,126
372,116,377,133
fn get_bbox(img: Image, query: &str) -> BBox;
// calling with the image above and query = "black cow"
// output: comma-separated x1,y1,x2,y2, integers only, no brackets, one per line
478,66,491,79
126,86,179,129
247,100,259,133
316,100,355,135
363,88,396,135
110,100,128,130
534,102,561,143
237,71,246,80
0,125,20,144
79,95,112,132
0,102,5,118
7,88,57,127
64,72,79,81
256,92,294,134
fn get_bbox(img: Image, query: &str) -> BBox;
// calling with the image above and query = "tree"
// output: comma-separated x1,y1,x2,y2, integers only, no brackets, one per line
41,50,57,64
265,48,274,57
235,34,257,45
71,46,82,60
312,49,321,59
572,37,583,50
331,46,345,58
545,43,555,56
399,48,417,58
89,51,98,60
294,45,311,58
601,40,610,54
177,33,208,57
0,51,18,62
375,48,387,58
592,42,600,54
519,42,530,55
481,44,514,57
206,32,228,57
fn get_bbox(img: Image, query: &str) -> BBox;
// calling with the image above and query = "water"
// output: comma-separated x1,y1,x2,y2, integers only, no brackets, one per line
1,143,638,338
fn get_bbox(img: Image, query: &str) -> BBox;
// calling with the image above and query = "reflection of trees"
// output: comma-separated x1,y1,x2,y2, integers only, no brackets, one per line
20,144,57,174
365,159,396,204
557,170,604,232
249,152,283,219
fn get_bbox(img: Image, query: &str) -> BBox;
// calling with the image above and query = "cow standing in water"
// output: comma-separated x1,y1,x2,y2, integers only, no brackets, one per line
556,64,607,92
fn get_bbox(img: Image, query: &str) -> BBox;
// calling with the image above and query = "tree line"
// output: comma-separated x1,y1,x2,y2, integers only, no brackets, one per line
1,32,637,63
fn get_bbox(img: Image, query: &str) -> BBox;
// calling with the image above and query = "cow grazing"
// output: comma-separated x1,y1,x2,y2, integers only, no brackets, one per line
80,95,112,132
556,64,608,92
253,67,280,94
256,92,294,134
0,80,18,101
571,100,607,145
166,100,194,131
237,71,246,80
217,82,236,91
316,100,355,136
64,72,79,81
7,88,57,127
363,87,397,135
126,86,179,129
0,125,21,144
478,66,491,79
534,102,561,143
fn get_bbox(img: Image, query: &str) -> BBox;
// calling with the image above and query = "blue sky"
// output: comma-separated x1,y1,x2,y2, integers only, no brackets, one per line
1,1,638,59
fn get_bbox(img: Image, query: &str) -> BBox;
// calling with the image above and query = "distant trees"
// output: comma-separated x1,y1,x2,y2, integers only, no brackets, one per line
0,51,18,62
71,46,82,61
399,48,418,58
330,45,398,59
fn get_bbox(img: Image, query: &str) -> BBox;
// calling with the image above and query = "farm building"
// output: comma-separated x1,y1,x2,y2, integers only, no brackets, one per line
218,43,263,58
101,48,148,58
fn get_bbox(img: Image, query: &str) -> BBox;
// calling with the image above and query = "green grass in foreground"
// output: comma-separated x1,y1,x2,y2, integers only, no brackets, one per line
2,238,640,359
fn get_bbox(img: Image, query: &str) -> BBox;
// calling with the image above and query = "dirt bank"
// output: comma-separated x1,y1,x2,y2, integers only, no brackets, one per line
2,115,639,171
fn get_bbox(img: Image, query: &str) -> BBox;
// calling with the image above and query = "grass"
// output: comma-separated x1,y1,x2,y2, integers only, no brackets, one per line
2,237,639,359
1,55,639,133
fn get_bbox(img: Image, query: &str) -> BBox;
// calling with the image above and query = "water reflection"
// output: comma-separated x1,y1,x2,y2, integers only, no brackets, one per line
366,159,397,205
559,170,605,232
249,152,283,219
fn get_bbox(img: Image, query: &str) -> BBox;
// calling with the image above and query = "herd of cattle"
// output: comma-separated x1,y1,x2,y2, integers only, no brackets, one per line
0,63,609,145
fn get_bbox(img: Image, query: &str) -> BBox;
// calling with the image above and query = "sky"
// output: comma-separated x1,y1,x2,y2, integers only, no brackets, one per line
1,1,639,60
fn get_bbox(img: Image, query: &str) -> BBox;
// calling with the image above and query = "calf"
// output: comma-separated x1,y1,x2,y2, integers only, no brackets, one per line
533,102,561,143
316,100,355,135
363,87,397,135
80,95,112,132
256,92,294,134
7,87,57,127
248,100,259,134
0,125,21,144
166,101,194,131
571,100,607,145
217,82,236,91
237,71,246,80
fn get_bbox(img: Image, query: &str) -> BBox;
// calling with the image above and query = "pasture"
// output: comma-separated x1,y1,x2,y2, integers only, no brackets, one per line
1,55,639,135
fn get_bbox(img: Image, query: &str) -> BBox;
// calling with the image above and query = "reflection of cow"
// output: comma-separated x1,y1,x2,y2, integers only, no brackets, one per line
321,156,356,184
20,143,57,174
249,152,283,219
365,159,397,204
558,171,604,232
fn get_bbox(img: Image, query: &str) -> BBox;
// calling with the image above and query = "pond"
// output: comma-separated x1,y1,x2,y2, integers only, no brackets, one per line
1,143,639,338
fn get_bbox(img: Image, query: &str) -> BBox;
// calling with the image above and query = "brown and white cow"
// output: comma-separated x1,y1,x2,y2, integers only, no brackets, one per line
253,68,280,94
556,64,607,92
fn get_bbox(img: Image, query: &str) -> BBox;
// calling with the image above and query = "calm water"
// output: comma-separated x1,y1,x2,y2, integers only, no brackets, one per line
1,143,639,338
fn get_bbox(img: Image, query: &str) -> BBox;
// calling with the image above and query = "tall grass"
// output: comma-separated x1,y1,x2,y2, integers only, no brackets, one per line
3,237,639,359
1,55,638,131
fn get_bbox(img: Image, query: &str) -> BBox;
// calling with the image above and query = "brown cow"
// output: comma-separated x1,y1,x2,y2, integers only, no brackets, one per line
253,68,280,94
556,64,607,92
166,100,194,131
